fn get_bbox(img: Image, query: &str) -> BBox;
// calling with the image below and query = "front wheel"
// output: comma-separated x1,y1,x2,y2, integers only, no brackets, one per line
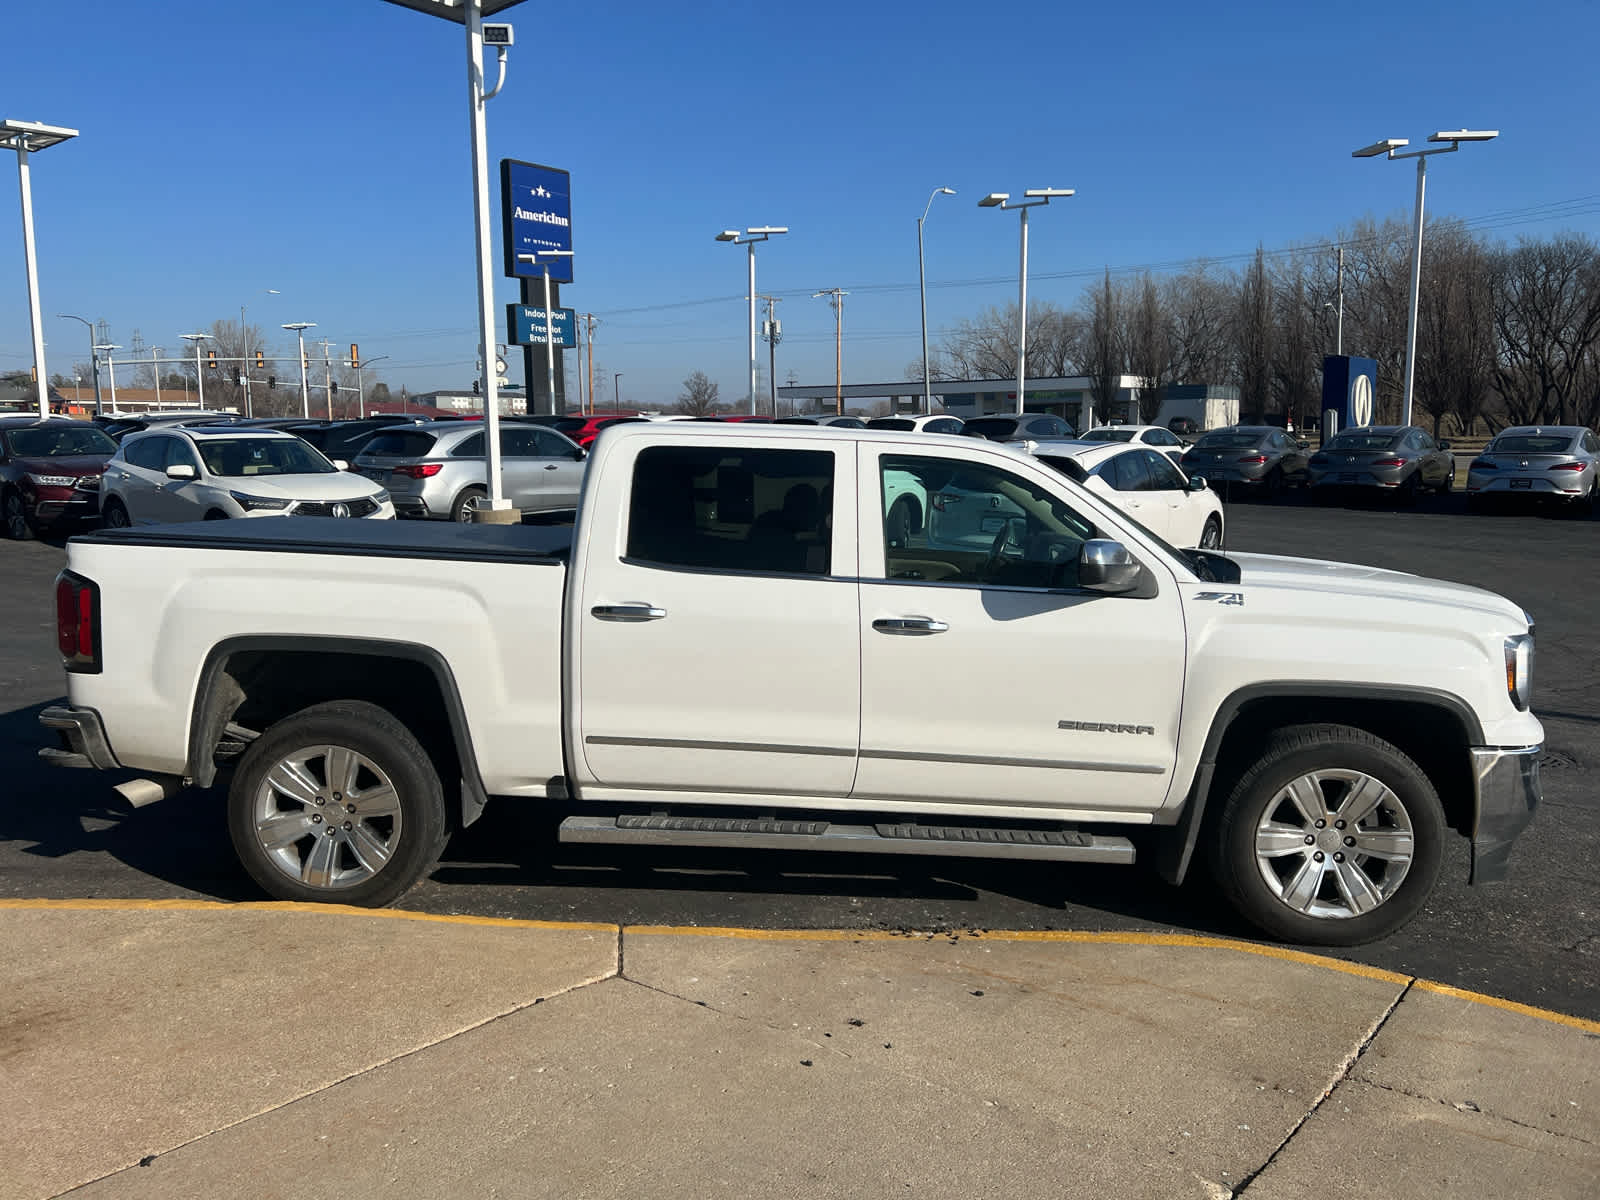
4,490,37,540
886,495,920,548
226,700,449,906
452,486,488,523
101,497,131,529
1208,723,1444,946
1198,514,1223,550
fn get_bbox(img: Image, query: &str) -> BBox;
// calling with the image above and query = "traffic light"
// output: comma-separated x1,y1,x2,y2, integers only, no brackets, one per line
349,343,359,366
268,375,276,390
255,350,264,371
233,371,242,386
329,381,339,395
206,350,217,370
472,379,480,395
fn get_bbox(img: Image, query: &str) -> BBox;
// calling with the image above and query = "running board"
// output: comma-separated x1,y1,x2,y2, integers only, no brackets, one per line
558,814,1136,865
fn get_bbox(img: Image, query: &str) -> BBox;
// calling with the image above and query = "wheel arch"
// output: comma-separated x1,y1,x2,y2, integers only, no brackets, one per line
1152,682,1481,886
187,635,490,827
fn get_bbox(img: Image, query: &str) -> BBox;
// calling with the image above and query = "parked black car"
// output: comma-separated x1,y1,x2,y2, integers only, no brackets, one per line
1167,416,1201,437
1179,425,1311,497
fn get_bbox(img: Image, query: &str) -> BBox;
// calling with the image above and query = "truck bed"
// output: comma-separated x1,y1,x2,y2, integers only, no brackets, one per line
72,517,574,563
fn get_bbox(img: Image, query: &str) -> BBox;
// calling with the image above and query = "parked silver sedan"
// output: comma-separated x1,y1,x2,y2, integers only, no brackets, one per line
352,421,585,521
1306,425,1455,501
1467,426,1599,513
1178,426,1310,496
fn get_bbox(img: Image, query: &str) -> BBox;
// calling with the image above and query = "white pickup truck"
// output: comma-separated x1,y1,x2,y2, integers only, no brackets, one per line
40,423,1542,945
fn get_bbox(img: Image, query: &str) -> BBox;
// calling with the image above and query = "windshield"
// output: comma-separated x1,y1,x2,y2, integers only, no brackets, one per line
5,425,117,457
1080,428,1136,443
868,418,915,431
1491,435,1576,453
1195,432,1263,449
196,437,337,477
1326,433,1401,451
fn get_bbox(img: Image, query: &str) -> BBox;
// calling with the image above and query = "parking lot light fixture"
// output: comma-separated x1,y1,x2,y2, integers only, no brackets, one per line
1353,130,1497,426
918,187,956,415
180,331,214,409
280,322,316,418
519,249,575,417
716,226,789,414
58,312,102,416
979,187,1075,413
95,344,122,410
4,119,79,418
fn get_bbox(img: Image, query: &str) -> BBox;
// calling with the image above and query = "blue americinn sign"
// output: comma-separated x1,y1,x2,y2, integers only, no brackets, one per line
501,159,573,283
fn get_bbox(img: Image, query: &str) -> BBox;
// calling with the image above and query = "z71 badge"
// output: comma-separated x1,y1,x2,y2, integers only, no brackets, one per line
1194,591,1245,606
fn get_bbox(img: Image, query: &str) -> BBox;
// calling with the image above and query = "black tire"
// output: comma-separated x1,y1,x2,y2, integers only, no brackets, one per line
1208,723,1445,946
226,700,449,906
3,490,36,541
1199,514,1223,550
101,498,131,529
1261,468,1283,502
452,486,488,523
886,495,920,548
204,509,229,521
1398,472,1421,506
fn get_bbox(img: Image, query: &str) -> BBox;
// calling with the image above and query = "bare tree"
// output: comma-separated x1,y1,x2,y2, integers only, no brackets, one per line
1491,233,1600,426
675,370,722,416
1164,261,1237,385
1272,258,1320,432
1236,247,1274,421
1080,270,1125,423
933,301,1082,381
1414,222,1495,436
1124,273,1174,422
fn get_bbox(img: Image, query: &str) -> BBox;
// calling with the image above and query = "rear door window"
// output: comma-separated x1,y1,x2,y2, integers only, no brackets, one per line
123,436,168,471
451,432,487,457
1143,451,1187,491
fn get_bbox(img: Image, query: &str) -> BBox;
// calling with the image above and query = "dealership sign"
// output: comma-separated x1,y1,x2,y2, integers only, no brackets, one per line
507,304,576,349
501,159,573,283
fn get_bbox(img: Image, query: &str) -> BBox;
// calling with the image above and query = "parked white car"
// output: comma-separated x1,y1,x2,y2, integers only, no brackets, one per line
1028,440,1225,549
1073,424,1190,465
866,414,965,434
101,426,394,525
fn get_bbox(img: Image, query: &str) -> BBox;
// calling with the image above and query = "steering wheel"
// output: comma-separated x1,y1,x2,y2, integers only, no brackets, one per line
984,522,1016,579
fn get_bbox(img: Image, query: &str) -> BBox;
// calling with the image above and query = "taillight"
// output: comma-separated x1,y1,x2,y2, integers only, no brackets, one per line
1372,457,1407,468
1236,454,1268,464
1470,459,1496,470
392,463,444,479
1549,462,1586,472
54,571,101,674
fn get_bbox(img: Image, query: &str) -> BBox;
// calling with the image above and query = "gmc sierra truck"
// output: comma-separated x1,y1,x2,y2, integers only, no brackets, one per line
40,422,1541,945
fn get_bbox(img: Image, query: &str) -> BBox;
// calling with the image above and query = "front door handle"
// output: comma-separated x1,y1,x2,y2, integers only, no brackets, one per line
591,604,667,622
544,464,559,470
872,617,949,636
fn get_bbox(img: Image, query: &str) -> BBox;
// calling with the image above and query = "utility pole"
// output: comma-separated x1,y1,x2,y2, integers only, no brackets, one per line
760,296,781,418
813,288,848,414
1335,246,1344,357
319,339,334,419
579,312,598,416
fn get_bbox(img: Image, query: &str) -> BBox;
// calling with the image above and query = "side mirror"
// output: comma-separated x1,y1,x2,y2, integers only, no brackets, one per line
1438,440,1452,451
572,446,587,461
1187,475,1208,492
1079,539,1142,594
333,459,351,471
165,463,197,481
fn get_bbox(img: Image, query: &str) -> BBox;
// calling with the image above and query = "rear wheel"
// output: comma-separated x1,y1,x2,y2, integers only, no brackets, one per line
1198,514,1223,550
3,490,36,541
227,700,449,906
452,486,488,523
1209,723,1444,946
1261,468,1283,501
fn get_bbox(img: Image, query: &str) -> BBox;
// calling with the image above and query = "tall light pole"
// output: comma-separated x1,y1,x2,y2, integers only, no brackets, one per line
917,187,955,414
520,249,574,418
4,120,78,418
613,373,623,408
151,346,163,409
95,343,122,410
180,332,213,409
716,226,788,415
1354,130,1497,427
354,355,389,418
281,322,316,418
58,312,102,416
979,188,1074,414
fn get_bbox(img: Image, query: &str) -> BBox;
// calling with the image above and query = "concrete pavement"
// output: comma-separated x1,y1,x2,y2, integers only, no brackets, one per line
1,900,1594,1200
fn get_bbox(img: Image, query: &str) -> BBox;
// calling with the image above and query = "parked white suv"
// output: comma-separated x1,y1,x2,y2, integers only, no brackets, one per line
1030,440,1225,549
101,426,394,525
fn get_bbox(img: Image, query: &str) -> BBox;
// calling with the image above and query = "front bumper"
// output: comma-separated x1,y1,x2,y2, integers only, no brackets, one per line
1468,744,1541,883
38,705,122,770
30,493,101,522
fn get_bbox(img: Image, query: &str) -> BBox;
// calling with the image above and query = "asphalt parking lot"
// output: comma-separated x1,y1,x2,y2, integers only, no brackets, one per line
2,488,1596,1021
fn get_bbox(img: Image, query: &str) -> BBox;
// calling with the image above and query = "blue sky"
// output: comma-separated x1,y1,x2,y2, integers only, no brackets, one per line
3,0,1597,408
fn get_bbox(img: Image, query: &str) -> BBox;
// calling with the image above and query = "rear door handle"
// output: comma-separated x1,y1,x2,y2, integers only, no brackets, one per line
591,604,668,622
544,464,559,470
872,617,948,636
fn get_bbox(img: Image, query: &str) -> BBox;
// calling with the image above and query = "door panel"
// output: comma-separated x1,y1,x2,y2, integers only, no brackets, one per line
856,446,1184,813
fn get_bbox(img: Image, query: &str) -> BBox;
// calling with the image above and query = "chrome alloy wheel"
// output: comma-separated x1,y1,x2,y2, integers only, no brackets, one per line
251,744,404,889
455,491,488,522
1252,768,1414,919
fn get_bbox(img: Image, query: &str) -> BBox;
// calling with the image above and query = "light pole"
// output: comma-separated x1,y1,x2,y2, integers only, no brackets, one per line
151,346,163,408
5,120,78,418
95,344,121,410
979,188,1074,414
715,226,788,415
281,322,316,418
58,312,102,416
519,249,574,417
918,187,955,414
614,373,623,408
354,355,389,418
1354,130,1497,427
180,332,213,409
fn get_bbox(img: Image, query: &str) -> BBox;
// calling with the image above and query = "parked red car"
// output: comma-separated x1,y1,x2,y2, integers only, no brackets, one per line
521,413,650,447
1,417,118,540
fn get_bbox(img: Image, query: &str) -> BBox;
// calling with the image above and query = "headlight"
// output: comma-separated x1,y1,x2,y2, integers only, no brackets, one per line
27,473,76,488
76,474,101,490
375,489,391,504
228,490,292,511
1504,633,1534,711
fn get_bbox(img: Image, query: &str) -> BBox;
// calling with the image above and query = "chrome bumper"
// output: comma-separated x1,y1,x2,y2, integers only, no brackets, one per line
1469,745,1541,884
38,705,121,770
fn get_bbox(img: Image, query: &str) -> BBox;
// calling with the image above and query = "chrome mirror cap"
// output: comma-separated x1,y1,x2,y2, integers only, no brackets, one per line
1079,539,1141,594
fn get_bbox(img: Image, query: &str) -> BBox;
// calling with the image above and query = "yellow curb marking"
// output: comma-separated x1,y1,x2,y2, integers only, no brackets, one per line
4,900,1595,1034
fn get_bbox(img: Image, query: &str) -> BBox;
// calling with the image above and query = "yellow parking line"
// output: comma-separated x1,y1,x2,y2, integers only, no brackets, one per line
5,899,1595,1034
